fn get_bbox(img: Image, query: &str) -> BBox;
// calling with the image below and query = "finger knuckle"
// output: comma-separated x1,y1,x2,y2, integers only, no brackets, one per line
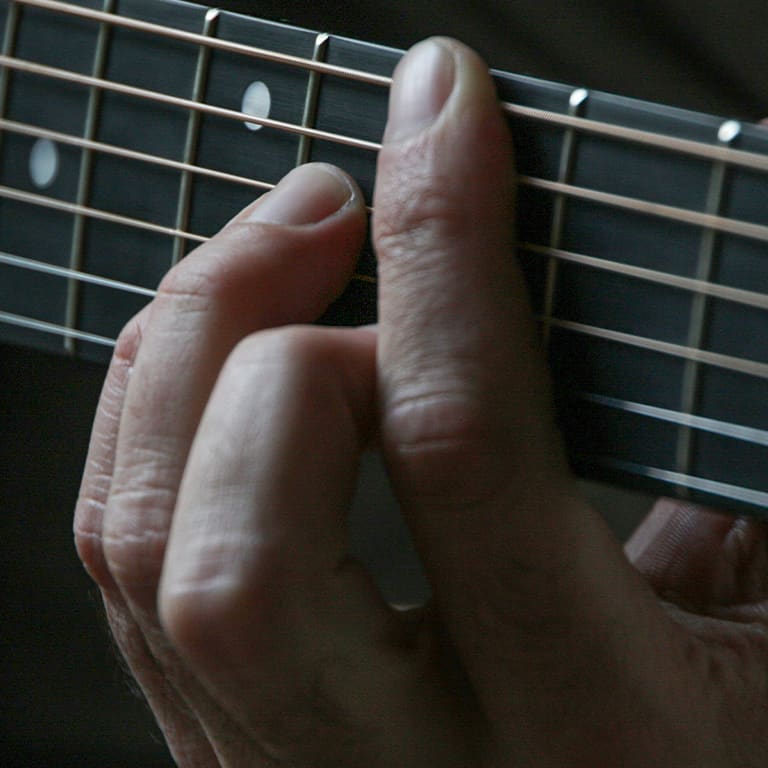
234,324,325,367
384,389,511,505
73,495,113,588
101,482,175,595
374,166,465,260
113,309,146,366
155,255,226,315
159,540,283,656
155,237,250,321
230,326,342,401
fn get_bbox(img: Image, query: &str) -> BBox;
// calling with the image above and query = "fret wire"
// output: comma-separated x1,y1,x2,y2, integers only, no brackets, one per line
0,183,209,241
172,7,219,266
0,309,116,346
0,117,273,191
0,249,155,296
2,53,767,242
519,175,768,243
585,455,768,510
675,120,740,484
0,54,382,151
546,317,768,380
577,391,768,449
63,0,116,355
12,0,768,174
541,87,588,349
519,242,768,311
295,32,329,167
0,0,20,160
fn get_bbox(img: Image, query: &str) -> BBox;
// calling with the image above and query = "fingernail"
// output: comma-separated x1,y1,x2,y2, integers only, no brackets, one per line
385,39,455,143
247,163,355,225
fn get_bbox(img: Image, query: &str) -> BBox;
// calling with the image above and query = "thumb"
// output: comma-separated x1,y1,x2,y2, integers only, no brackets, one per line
372,38,679,736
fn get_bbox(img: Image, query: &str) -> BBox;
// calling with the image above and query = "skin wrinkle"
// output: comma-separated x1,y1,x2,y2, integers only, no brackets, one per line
72,37,768,765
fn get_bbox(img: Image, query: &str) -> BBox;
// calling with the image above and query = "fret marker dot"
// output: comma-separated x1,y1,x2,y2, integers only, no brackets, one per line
241,81,271,131
29,138,59,189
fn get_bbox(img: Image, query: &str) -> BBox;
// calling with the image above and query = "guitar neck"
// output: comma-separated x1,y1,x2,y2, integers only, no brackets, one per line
1,0,767,519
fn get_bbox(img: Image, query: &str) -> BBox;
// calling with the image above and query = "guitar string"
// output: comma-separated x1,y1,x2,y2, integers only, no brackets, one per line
0,185,377,285
1,76,767,317
5,1,767,512
4,118,768,250
0,118,273,191
0,116,376,213
0,249,155,296
14,0,768,176
4,299,768,381
2,10,768,379
2,125,768,309
4,220,768,313
0,54,381,152
2,55,768,244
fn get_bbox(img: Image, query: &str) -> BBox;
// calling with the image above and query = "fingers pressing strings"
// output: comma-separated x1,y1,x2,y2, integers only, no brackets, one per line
76,163,367,767
372,39,698,758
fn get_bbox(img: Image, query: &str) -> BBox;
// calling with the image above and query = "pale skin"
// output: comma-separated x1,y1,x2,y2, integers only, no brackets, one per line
74,38,768,767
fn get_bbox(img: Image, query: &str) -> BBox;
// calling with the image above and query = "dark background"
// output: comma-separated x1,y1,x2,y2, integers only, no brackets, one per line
2,1,767,765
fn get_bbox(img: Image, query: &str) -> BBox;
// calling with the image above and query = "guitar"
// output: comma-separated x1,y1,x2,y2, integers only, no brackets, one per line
1,0,767,519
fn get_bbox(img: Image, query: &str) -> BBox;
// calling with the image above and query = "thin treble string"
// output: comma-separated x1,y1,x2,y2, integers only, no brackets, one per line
519,242,768,311
2,183,767,311
4,207,767,312
0,117,272,192
0,188,376,282
14,0,768,174
0,182,210,241
0,117,375,212
0,249,155,296
4,299,768,382
3,53,768,243
519,175,768,242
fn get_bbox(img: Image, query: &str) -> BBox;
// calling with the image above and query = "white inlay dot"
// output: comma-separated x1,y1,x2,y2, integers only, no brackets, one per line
241,81,271,131
29,138,59,189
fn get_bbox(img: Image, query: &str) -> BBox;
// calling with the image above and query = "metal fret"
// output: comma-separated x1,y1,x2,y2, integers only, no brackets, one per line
295,31,329,166
541,87,588,348
2,0,767,518
674,119,741,485
171,6,218,266
62,0,115,354
0,0,21,158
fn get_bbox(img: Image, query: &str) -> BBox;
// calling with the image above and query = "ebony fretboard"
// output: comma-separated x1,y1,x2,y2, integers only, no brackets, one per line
1,0,767,518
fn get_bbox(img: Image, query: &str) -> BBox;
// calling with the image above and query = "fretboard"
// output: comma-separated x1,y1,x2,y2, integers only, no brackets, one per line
1,0,767,519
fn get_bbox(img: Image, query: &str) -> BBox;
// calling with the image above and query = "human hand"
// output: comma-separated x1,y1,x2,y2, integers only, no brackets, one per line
75,38,768,767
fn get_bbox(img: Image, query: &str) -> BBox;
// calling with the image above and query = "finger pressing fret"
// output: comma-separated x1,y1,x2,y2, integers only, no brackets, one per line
2,0,768,520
